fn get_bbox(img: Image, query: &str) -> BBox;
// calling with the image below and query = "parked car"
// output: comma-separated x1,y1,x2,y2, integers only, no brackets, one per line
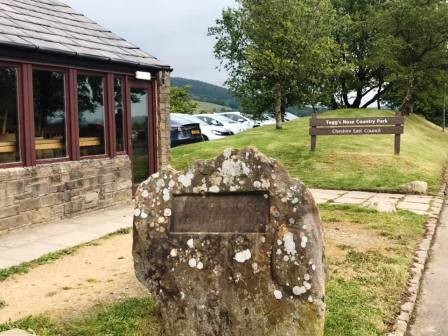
258,113,276,126
284,112,299,121
171,113,233,141
257,112,299,126
217,112,255,129
170,115,203,147
196,114,245,134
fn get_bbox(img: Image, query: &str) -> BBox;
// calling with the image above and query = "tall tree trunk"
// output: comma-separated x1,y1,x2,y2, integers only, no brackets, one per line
351,88,363,108
342,92,351,108
377,80,383,110
275,85,283,129
400,79,415,115
330,97,340,110
281,100,286,122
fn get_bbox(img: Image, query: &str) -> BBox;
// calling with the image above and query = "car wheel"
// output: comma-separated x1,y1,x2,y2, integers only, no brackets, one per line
202,135,209,141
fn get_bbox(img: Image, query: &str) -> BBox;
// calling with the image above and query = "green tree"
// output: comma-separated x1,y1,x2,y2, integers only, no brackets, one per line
209,0,337,129
380,0,448,115
331,0,392,109
170,86,198,114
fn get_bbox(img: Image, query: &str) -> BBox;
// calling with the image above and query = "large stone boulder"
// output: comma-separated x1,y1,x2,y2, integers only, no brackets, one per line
399,181,428,195
365,199,397,213
133,147,326,336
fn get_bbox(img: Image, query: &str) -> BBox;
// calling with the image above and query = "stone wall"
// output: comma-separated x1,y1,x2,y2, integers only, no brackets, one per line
0,156,132,233
156,70,171,169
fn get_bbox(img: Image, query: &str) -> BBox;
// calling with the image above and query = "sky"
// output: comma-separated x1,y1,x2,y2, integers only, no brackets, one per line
64,0,236,86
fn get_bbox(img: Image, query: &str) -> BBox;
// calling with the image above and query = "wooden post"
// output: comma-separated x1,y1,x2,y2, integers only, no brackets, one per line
394,111,401,155
310,112,317,152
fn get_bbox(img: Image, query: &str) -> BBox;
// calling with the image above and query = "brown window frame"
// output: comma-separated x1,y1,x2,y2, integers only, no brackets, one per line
112,75,127,157
76,71,109,160
127,79,158,176
31,65,71,165
0,57,157,173
0,61,25,168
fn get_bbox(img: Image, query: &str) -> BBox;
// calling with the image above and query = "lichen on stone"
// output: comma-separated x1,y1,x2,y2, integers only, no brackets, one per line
132,147,326,336
234,249,252,263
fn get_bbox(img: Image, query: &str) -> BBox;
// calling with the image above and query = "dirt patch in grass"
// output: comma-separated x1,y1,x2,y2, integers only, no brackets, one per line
324,220,391,261
0,233,146,324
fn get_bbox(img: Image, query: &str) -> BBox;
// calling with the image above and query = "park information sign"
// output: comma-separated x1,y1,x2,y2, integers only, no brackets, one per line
309,114,405,154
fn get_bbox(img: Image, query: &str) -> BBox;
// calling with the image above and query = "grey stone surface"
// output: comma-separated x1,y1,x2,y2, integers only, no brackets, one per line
156,71,172,169
409,207,448,335
365,199,397,213
343,191,377,199
309,189,346,198
0,241,65,264
133,147,326,336
397,202,430,212
333,197,366,205
42,230,102,248
0,205,133,269
313,189,438,216
403,195,433,204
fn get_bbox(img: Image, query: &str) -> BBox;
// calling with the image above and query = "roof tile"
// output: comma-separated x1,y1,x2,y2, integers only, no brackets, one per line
0,0,167,68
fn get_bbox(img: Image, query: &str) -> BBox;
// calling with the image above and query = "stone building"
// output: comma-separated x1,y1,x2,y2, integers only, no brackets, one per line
0,0,171,233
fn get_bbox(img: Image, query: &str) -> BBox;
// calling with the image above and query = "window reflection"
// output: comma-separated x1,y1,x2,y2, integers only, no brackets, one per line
131,88,149,184
33,70,67,160
0,66,20,164
77,74,105,156
114,78,125,152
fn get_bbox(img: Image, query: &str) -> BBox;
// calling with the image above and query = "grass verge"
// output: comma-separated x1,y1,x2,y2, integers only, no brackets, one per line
0,206,426,336
172,109,448,193
0,297,160,336
320,204,426,335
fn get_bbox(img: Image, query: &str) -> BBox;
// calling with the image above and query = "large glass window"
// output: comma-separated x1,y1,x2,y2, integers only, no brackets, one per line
33,69,67,160
131,88,150,184
0,66,20,164
77,74,105,156
114,78,125,152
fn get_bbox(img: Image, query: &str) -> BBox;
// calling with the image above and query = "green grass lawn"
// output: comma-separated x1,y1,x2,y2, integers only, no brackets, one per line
171,109,448,193
0,297,160,336
0,206,425,336
321,204,425,335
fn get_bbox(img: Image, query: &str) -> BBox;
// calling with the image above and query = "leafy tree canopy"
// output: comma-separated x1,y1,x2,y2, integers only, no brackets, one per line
381,0,448,116
209,0,337,128
210,0,448,124
170,86,198,114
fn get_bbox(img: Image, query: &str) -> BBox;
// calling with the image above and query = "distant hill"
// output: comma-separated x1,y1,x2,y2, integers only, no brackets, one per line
172,77,240,110
193,100,233,114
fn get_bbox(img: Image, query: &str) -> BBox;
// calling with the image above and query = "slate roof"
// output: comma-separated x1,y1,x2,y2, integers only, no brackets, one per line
0,0,168,69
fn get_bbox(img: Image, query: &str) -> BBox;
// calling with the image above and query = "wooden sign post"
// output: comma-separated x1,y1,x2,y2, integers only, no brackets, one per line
310,112,405,155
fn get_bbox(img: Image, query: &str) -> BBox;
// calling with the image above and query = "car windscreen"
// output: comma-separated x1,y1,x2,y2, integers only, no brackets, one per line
223,114,247,122
197,116,223,126
214,115,237,124
178,115,208,126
